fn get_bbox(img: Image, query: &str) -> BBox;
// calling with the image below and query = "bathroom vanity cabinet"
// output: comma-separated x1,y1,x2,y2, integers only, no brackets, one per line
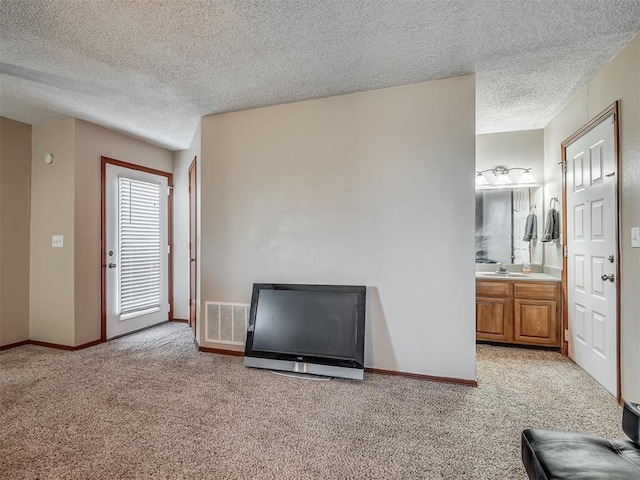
476,279,562,347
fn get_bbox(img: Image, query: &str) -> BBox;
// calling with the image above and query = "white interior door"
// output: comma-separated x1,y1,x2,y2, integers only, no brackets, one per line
566,115,618,396
106,163,169,339
513,188,530,264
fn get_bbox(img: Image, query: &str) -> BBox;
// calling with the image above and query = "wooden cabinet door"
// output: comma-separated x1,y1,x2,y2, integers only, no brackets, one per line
476,297,512,342
514,299,559,346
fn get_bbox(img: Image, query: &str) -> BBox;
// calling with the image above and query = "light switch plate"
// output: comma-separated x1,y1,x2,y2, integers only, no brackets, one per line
632,227,640,248
52,235,64,248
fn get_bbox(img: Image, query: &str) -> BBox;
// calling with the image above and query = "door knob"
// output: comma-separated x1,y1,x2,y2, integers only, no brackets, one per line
600,273,615,282
108,263,117,269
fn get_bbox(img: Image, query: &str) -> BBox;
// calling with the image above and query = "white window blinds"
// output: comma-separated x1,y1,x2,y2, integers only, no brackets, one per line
118,177,162,319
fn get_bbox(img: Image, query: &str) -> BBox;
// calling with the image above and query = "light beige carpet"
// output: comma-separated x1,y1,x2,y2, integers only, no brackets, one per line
0,322,623,479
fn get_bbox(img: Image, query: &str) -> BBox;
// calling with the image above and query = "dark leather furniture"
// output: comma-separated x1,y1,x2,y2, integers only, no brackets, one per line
522,401,640,479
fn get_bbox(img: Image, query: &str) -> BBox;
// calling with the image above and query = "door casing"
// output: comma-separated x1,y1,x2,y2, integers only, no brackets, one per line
188,157,197,336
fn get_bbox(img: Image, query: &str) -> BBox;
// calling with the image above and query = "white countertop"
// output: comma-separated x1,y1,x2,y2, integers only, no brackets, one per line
475,272,561,282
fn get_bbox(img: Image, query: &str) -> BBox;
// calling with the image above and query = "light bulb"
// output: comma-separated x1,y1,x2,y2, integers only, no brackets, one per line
518,170,536,184
475,173,490,185
494,171,512,185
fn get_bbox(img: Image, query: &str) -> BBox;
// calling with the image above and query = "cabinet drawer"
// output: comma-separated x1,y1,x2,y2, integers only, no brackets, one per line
513,282,558,300
476,281,512,298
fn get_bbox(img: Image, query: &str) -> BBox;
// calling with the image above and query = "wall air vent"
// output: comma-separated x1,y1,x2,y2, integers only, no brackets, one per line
205,302,248,345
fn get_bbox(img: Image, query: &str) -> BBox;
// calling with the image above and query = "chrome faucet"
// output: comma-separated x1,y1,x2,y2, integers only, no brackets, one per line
495,262,508,274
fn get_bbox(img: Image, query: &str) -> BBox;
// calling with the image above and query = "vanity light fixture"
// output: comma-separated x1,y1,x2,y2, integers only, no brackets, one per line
475,166,537,187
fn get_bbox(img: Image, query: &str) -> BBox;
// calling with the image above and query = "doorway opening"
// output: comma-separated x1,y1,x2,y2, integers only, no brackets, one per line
474,107,622,403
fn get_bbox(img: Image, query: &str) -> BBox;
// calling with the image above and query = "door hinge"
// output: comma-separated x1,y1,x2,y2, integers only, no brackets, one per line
564,245,568,257
564,329,569,342
167,245,171,254
167,186,173,196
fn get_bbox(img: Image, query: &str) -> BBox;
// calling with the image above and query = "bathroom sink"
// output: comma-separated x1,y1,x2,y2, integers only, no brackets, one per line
479,272,529,277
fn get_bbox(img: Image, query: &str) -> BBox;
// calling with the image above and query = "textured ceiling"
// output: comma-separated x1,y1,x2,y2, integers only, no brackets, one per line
1,1,639,150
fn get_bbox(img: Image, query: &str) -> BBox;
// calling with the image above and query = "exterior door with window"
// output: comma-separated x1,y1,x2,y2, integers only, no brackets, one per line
105,163,169,339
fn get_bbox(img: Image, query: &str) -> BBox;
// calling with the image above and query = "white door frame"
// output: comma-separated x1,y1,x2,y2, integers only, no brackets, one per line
101,156,174,341
188,156,197,337
561,101,621,402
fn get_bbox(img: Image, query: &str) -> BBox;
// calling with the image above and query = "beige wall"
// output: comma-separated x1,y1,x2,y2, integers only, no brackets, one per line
29,118,173,347
30,119,76,345
0,117,32,346
172,121,201,333
200,75,477,380
74,120,174,345
476,129,544,181
544,34,640,401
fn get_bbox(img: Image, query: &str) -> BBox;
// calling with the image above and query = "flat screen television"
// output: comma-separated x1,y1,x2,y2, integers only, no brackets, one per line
243,284,366,380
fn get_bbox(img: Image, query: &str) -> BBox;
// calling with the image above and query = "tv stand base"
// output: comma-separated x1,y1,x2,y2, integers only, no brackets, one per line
271,370,331,381
244,356,364,380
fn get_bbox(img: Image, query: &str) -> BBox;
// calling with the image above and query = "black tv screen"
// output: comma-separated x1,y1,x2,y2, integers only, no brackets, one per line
244,284,366,379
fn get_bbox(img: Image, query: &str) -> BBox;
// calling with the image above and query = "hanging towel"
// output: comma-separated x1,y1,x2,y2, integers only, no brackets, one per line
523,213,538,242
541,208,560,242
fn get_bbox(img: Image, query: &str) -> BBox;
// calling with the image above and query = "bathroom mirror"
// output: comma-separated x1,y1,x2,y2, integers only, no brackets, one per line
475,186,542,265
